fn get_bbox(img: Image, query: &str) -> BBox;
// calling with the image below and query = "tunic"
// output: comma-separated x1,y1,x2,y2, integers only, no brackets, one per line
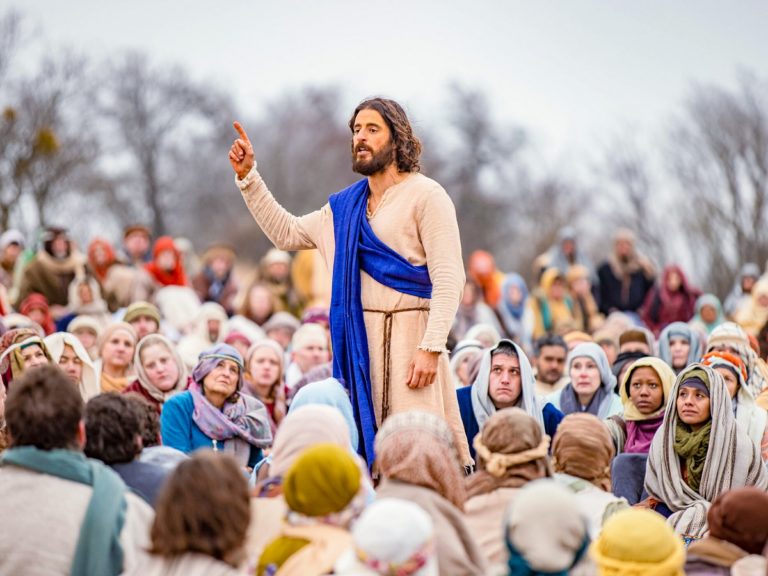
237,167,471,464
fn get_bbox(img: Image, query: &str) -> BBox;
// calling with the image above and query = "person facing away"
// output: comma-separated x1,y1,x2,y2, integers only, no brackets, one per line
229,97,470,466
0,364,153,576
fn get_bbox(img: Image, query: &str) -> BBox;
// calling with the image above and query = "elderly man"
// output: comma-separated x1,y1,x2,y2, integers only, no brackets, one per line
230,98,468,464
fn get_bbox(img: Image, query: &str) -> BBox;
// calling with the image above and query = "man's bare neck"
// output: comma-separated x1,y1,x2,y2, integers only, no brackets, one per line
367,164,409,202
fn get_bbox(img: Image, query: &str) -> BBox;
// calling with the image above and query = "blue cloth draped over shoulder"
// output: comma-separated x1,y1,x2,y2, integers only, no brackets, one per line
329,178,432,464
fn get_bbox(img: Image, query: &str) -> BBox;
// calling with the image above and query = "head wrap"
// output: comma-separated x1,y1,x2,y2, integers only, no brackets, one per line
620,357,676,421
98,322,137,357
191,343,244,391
692,293,724,334
552,413,615,491
144,235,187,287
18,293,56,335
644,364,768,539
291,322,327,351
707,322,767,397
133,334,188,402
289,378,359,452
658,322,703,370
707,487,768,555
262,311,301,333
465,407,550,499
498,273,529,321
471,339,544,431
505,479,591,575
679,376,709,397
0,229,25,250
335,498,437,576
270,405,352,478
43,332,99,400
560,342,617,418
0,328,53,383
122,300,161,326
449,338,483,388
591,508,685,575
284,443,362,519
375,411,465,510
702,351,748,389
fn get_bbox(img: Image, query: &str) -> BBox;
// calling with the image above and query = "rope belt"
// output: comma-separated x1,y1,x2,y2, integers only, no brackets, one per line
362,307,429,420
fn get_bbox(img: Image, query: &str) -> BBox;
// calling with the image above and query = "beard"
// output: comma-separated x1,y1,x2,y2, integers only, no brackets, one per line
352,139,395,176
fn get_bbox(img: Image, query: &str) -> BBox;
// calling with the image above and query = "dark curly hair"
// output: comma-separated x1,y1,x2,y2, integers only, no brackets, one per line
84,393,143,464
349,97,422,173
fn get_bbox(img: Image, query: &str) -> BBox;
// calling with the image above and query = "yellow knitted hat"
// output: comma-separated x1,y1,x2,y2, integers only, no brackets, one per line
591,509,685,576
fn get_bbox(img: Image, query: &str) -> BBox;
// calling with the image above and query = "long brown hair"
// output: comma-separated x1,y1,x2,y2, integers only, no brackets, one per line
349,97,422,173
149,452,250,567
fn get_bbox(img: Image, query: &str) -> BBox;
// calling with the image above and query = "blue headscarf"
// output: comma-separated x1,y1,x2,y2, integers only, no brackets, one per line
500,273,529,320
289,378,359,452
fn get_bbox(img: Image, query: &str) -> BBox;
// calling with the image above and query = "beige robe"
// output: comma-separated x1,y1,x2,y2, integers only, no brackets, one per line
464,487,520,571
238,167,470,464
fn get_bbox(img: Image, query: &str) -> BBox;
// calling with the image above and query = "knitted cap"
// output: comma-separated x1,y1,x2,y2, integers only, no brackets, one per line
591,508,684,575
123,301,161,325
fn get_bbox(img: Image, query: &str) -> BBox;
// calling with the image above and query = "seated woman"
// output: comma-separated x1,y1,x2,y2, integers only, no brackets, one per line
0,328,52,385
546,342,622,418
244,339,287,431
702,350,768,462
257,444,369,576
44,332,99,400
247,405,358,566
126,451,249,576
644,364,768,542
605,357,676,455
124,334,189,413
160,343,272,470
464,408,551,571
551,413,628,538
375,411,487,576
658,322,703,375
95,322,137,393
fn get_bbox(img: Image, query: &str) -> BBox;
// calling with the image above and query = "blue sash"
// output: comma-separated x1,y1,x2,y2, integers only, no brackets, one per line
329,179,432,464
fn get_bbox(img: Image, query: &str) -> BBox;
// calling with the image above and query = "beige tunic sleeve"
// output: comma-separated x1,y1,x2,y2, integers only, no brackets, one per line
416,183,465,352
236,165,329,251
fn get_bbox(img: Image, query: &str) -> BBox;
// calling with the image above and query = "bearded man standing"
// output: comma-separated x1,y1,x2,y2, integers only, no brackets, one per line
229,98,469,466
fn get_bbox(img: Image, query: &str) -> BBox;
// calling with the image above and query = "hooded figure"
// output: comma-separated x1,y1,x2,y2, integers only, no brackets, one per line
456,339,563,461
641,264,701,337
44,332,99,401
547,343,623,419
707,322,768,400
467,250,504,308
527,268,575,340
18,293,56,335
144,236,187,288
658,322,704,375
495,273,531,344
735,277,768,337
596,228,656,316
689,293,725,336
0,329,53,385
644,364,768,540
176,302,229,370
724,262,760,320
123,334,189,412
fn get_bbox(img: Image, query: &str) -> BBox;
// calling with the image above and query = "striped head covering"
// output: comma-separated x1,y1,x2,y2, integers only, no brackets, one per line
644,364,768,539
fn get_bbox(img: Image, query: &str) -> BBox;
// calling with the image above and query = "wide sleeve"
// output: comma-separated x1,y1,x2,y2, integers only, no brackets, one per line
159,394,193,454
416,185,465,352
236,166,329,251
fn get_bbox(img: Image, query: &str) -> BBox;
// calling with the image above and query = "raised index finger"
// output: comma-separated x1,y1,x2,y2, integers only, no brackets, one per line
233,121,250,144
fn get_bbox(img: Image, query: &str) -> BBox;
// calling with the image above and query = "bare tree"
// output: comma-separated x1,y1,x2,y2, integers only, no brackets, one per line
98,53,227,236
668,73,768,297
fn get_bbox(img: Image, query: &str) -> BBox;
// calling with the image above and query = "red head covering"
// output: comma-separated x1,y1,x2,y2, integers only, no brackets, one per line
19,293,56,335
144,236,187,287
468,250,503,307
87,238,116,283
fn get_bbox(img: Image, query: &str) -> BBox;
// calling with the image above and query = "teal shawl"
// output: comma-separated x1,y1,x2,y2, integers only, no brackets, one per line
1,447,127,576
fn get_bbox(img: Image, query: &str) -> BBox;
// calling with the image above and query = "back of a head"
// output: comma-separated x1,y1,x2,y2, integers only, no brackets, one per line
591,508,684,575
84,393,144,465
283,443,361,518
708,487,768,555
346,498,437,576
5,364,82,450
552,413,615,491
125,393,161,448
151,451,250,566
505,479,590,574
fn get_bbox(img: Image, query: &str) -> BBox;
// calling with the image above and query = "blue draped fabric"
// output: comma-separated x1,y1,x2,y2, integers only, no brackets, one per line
329,179,432,464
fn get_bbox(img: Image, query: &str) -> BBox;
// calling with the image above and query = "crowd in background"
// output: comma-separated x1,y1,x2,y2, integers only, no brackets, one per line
2,221,768,575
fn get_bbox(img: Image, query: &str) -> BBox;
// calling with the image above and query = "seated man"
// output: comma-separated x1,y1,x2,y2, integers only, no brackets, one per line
457,339,563,461
532,334,568,396
84,393,170,507
0,364,153,575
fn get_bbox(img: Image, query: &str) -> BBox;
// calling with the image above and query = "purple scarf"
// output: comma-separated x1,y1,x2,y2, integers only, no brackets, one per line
624,415,664,454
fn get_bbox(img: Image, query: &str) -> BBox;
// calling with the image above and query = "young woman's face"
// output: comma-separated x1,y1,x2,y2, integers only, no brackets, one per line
628,366,664,415
102,330,135,368
570,357,601,397
248,347,281,389
58,344,83,383
140,343,180,392
21,344,48,370
714,366,739,399
676,386,711,428
669,337,691,370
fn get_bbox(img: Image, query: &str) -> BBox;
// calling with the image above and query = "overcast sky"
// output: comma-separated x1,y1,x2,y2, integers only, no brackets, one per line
13,1,768,172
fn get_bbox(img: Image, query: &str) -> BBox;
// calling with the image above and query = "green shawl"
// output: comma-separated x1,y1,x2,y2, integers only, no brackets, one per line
1,447,127,576
674,419,712,493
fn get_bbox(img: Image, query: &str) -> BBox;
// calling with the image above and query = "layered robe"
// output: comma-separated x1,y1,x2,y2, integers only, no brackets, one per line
237,167,470,465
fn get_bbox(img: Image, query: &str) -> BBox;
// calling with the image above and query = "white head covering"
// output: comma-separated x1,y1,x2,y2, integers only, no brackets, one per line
334,498,437,576
133,334,188,402
471,339,545,431
449,338,483,389
44,332,99,400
